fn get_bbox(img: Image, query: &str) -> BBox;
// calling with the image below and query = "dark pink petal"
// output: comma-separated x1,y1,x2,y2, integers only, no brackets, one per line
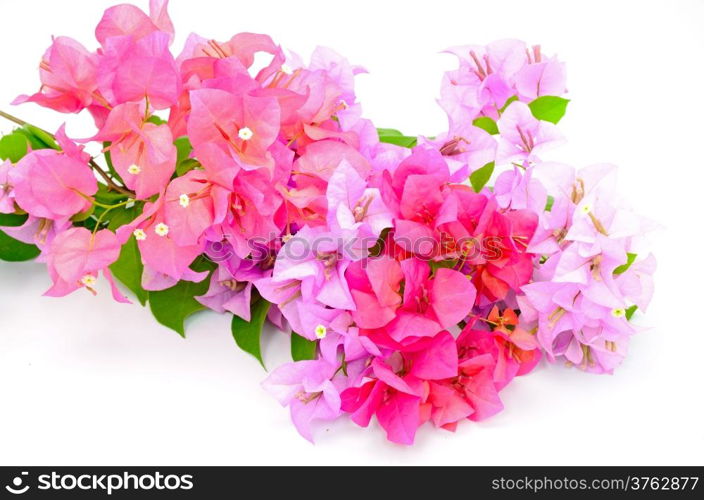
376,392,421,445
430,268,476,329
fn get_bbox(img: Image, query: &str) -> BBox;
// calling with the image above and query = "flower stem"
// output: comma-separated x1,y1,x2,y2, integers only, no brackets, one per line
0,109,32,128
92,198,132,236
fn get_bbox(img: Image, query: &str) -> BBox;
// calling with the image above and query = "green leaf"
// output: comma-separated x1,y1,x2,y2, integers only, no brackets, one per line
499,95,519,114
625,305,638,321
376,128,403,136
146,115,167,125
0,230,40,262
472,116,499,135
171,136,200,176
291,332,317,361
231,298,271,368
174,136,193,165
149,261,213,336
377,128,417,148
379,135,417,148
0,132,29,162
176,159,200,177
109,236,148,306
16,125,59,150
613,253,637,275
469,161,495,192
0,213,28,227
545,195,555,212
528,96,570,124
106,203,142,231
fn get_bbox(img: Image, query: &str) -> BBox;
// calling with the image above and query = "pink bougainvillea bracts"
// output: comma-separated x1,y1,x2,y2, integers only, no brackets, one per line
0,0,655,445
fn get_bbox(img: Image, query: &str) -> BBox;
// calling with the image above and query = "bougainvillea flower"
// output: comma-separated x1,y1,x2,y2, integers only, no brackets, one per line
423,123,497,180
294,139,371,182
95,0,174,45
426,380,474,430
163,170,225,246
486,307,541,387
271,225,356,311
496,101,564,164
341,333,458,444
439,40,529,124
4,10,657,445
196,264,253,319
387,259,476,342
0,160,16,213
13,37,100,114
493,165,548,213
187,88,280,170
326,160,392,238
262,359,341,442
615,254,656,312
9,148,97,220
98,31,180,109
470,208,538,302
346,256,403,329
307,46,366,130
117,196,206,282
458,352,505,421
177,32,280,75
340,365,422,445
381,147,460,257
514,58,567,101
208,167,286,259
93,102,176,199
44,227,127,302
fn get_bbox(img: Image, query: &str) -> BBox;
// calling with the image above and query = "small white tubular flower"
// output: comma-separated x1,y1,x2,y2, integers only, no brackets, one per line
315,324,327,339
154,223,169,237
280,64,293,75
127,165,141,175
81,274,97,287
133,228,147,241
238,127,253,141
179,194,190,208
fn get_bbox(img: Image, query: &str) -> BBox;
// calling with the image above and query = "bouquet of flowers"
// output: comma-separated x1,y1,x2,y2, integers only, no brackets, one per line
0,0,655,444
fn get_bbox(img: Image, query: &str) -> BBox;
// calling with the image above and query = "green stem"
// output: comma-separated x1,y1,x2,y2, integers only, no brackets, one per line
92,199,132,235
0,110,34,129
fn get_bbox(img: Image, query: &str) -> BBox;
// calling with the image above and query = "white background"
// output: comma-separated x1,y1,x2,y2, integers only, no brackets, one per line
1,0,703,466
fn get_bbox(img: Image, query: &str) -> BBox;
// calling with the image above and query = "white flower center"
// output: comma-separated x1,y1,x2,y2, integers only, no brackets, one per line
179,194,190,208
127,165,141,175
154,223,169,237
81,274,97,287
238,127,253,141
133,228,147,241
280,64,293,75
580,203,592,215
315,324,327,339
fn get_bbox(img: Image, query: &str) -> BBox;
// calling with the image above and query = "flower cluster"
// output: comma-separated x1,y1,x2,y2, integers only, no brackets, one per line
0,1,655,444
